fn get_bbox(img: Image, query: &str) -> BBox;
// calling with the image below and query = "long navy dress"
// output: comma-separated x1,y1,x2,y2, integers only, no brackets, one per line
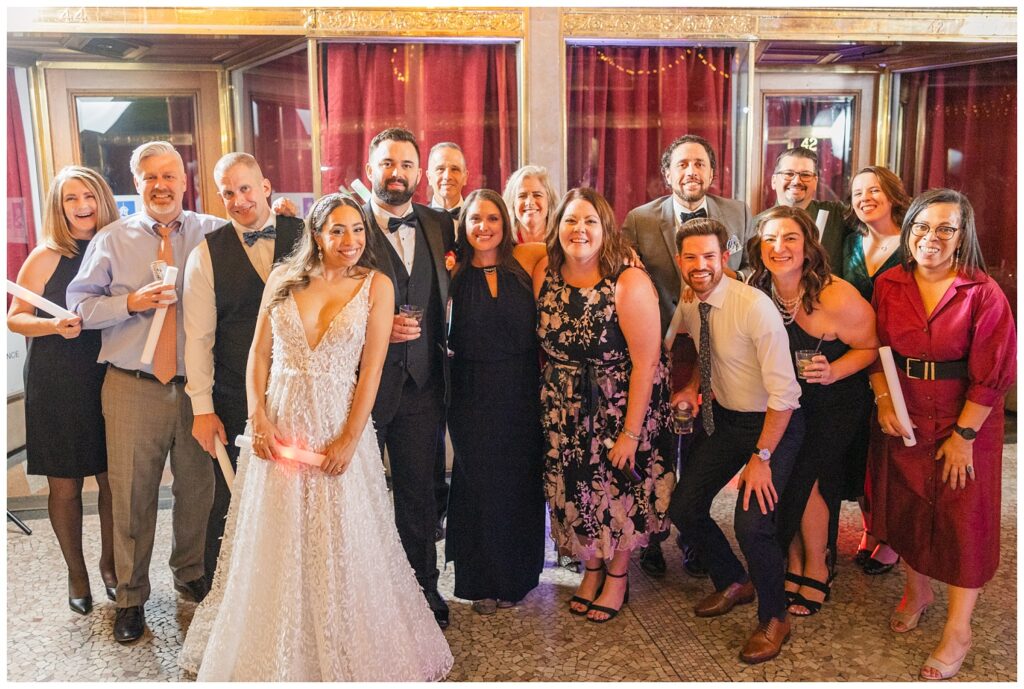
445,265,545,603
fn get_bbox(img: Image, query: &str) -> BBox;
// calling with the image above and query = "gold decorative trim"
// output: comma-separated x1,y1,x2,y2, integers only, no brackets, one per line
564,10,757,40
308,8,525,38
562,8,1015,43
7,7,309,35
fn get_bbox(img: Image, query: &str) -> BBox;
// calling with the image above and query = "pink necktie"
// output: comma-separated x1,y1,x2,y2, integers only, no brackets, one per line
152,222,180,384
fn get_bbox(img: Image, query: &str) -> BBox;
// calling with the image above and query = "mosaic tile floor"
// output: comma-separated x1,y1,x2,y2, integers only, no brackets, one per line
7,446,1016,682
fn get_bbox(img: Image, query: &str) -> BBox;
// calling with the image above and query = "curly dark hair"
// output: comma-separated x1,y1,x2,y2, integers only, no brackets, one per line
546,188,629,279
747,205,832,315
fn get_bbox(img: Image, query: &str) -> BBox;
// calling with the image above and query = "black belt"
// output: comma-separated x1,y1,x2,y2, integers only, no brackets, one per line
892,352,968,381
110,364,186,385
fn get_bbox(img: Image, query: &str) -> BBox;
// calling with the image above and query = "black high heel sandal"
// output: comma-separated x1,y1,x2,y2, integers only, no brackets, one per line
785,573,831,616
587,571,629,624
568,564,605,616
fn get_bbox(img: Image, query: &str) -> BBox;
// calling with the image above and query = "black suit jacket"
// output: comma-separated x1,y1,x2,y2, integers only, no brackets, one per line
364,201,455,413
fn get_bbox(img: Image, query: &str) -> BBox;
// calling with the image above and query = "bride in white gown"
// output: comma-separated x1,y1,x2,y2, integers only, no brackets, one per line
179,193,453,681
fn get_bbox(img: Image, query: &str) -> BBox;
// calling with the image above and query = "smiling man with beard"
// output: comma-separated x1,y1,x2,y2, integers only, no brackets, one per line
67,141,223,644
763,146,856,272
667,217,803,664
361,127,456,630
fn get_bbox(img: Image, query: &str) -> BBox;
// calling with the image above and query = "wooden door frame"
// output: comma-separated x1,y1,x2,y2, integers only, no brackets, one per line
39,62,228,218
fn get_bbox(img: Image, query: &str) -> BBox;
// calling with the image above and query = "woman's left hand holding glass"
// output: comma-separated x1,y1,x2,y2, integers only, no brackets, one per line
936,432,975,490
803,354,836,385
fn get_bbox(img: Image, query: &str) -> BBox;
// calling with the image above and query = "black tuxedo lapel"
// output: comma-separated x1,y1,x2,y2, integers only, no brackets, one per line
412,205,452,310
363,201,401,288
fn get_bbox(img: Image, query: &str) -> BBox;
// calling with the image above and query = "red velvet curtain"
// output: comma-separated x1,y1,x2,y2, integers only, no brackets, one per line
760,96,853,210
7,67,37,282
319,42,518,202
246,50,313,194
899,59,1016,309
566,45,734,225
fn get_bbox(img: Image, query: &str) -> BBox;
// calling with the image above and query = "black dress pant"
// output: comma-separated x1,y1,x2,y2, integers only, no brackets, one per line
374,371,445,592
204,393,246,582
669,402,804,623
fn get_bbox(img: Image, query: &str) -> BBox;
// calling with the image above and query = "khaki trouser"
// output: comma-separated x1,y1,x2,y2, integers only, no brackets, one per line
101,366,214,607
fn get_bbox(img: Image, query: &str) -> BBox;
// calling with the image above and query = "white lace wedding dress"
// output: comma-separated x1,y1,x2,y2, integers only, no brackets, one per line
179,274,453,681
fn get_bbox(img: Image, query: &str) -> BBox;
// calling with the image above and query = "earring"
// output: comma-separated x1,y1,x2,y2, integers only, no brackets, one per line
953,246,961,270
317,244,323,262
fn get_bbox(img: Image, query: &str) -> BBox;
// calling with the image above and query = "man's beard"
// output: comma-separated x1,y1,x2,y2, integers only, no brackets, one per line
374,177,415,206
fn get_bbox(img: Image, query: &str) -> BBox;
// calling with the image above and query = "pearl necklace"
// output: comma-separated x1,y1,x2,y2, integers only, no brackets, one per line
770,282,803,325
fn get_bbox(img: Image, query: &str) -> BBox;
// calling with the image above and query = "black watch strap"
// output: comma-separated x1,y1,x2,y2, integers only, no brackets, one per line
953,424,977,440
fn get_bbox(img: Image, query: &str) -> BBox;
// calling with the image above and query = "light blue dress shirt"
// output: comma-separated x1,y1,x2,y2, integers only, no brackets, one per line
66,210,223,376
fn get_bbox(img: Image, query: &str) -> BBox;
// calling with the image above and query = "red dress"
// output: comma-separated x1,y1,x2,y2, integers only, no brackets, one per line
868,267,1016,588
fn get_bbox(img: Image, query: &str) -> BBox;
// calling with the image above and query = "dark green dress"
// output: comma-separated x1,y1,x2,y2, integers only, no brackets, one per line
842,231,902,301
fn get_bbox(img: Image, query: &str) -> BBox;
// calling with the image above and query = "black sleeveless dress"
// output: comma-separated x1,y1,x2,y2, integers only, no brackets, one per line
775,320,871,549
445,265,545,603
24,239,107,478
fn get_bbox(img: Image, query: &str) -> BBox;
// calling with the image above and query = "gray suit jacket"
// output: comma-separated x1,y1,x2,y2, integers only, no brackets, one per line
622,193,752,333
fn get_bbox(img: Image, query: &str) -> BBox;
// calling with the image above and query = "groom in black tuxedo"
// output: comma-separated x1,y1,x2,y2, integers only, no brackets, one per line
362,128,455,629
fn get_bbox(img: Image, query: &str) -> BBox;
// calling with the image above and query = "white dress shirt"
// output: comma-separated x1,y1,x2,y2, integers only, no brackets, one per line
371,198,416,274
679,276,801,413
182,212,280,415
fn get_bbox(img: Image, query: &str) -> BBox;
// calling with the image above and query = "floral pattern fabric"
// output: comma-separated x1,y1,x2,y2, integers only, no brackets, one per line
537,268,675,560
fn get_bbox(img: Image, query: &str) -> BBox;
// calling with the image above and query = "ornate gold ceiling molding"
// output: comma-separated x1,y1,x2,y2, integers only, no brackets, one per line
7,7,309,35
562,8,1016,43
308,8,525,38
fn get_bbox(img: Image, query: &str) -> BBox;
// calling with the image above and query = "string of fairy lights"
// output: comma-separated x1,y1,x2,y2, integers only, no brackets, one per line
387,45,730,84
596,47,730,79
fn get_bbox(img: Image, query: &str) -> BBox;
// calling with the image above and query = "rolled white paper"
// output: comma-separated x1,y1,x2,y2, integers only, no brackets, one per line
6,279,77,320
213,437,235,493
878,346,917,447
349,178,372,202
814,209,829,240
235,434,325,467
139,265,178,365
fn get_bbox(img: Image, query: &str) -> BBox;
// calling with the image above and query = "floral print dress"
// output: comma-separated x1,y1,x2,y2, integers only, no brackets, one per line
537,268,675,561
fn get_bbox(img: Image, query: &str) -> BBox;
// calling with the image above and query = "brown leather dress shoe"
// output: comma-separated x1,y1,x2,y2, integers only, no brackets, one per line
740,616,791,664
694,581,755,617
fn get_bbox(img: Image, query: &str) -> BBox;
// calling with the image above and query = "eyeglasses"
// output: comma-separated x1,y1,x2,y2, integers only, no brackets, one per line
773,170,817,182
909,223,959,240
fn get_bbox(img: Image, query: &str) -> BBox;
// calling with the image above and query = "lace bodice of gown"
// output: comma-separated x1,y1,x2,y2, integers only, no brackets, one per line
266,279,371,453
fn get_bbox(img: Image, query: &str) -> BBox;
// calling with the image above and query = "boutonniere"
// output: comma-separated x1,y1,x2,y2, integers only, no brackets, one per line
445,250,457,272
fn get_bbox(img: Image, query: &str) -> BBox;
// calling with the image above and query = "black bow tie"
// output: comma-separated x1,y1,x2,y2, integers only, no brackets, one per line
242,226,276,247
448,207,461,221
679,207,708,224
387,212,418,233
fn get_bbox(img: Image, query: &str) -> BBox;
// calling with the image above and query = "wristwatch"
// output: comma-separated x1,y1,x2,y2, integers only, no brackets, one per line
953,424,977,441
754,447,772,462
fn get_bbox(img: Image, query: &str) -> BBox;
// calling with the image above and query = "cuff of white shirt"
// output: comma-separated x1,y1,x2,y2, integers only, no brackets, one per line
189,394,216,416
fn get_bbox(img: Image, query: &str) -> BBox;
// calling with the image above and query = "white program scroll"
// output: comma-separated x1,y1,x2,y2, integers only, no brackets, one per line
235,435,325,467
139,265,178,365
213,437,235,493
6,279,77,320
814,209,829,241
878,346,917,447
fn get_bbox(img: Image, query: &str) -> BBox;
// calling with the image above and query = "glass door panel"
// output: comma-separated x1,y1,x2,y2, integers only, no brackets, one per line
75,95,200,216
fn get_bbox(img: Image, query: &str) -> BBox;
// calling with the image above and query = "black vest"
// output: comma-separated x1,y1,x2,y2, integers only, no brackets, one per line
207,216,302,419
378,223,443,387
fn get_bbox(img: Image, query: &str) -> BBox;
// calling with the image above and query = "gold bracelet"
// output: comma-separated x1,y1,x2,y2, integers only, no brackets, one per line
621,429,641,442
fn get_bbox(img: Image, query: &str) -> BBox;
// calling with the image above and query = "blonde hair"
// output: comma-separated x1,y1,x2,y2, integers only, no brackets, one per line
42,166,119,257
502,165,558,243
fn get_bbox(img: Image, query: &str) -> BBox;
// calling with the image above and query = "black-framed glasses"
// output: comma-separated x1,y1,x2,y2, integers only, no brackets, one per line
909,223,959,240
773,170,817,182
